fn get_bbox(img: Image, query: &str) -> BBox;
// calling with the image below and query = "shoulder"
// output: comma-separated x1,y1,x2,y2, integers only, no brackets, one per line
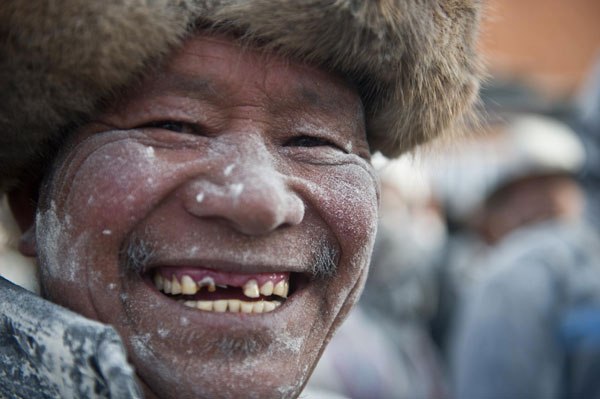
471,221,600,313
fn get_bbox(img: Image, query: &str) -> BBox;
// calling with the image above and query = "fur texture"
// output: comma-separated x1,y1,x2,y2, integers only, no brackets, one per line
0,0,483,192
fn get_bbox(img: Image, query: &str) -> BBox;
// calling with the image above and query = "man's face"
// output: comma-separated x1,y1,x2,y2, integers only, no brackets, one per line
33,34,378,398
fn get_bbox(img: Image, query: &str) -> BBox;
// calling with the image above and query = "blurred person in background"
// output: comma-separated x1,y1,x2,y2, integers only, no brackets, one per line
447,62,600,398
429,114,586,352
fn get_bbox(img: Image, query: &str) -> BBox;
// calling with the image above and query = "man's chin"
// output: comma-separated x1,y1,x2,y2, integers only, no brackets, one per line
111,275,334,399
132,334,317,399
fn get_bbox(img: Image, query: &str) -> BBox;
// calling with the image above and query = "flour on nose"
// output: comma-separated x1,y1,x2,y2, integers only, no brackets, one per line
145,146,155,158
196,192,204,203
230,183,244,197
224,164,235,176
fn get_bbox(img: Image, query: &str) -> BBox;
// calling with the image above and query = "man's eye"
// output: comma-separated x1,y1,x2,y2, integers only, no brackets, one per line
142,121,191,133
285,136,345,152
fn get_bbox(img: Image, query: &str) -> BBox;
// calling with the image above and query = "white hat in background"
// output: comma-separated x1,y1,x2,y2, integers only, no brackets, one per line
427,114,585,221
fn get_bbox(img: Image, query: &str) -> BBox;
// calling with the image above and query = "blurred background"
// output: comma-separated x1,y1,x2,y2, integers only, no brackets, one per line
1,1,600,398
482,0,600,101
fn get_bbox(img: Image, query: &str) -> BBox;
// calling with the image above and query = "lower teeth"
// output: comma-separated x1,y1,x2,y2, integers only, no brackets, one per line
179,298,282,313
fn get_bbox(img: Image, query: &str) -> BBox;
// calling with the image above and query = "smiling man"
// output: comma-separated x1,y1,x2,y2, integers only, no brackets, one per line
0,1,482,398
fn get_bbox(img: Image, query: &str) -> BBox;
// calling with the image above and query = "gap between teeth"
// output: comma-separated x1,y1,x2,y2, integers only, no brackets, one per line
178,298,282,313
153,274,289,298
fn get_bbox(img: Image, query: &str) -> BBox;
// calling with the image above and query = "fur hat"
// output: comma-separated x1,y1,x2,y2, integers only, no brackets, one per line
0,0,483,192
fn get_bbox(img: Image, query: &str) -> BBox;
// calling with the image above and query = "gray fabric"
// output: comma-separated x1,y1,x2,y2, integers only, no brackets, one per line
0,277,141,399
451,222,600,399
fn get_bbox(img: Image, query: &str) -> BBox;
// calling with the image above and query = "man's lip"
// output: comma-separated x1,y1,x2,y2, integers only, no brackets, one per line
149,266,289,288
144,258,307,275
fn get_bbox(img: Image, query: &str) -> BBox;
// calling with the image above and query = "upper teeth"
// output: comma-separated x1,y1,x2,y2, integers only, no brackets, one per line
273,280,288,297
181,275,197,294
242,279,260,298
153,273,289,299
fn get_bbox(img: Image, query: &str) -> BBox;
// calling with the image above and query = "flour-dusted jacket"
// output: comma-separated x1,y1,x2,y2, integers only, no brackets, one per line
0,276,141,398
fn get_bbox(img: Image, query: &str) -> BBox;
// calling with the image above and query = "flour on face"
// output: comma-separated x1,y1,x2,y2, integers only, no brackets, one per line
229,183,244,197
224,164,235,176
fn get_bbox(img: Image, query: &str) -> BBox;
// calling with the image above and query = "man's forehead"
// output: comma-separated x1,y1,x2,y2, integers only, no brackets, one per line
146,69,363,122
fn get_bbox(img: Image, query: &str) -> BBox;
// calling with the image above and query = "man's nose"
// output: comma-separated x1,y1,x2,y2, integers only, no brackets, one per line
181,154,305,236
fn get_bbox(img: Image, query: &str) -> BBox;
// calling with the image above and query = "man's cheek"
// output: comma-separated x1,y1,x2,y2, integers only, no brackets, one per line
316,164,378,250
36,139,170,309
60,140,181,234
311,164,378,309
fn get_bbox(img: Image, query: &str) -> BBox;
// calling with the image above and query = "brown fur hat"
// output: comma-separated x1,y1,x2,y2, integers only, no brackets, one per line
0,0,483,192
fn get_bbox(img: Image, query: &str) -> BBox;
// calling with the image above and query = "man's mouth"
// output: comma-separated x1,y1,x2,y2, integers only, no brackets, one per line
150,266,294,313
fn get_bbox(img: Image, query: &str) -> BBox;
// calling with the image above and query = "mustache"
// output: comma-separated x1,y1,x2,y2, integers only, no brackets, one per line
122,235,339,279
309,243,338,279
121,234,156,275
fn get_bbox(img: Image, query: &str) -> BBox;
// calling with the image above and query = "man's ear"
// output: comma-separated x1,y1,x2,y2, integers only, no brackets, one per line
7,181,39,258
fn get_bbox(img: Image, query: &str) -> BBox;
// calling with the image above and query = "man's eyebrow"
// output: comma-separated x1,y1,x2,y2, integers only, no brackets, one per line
294,84,366,131
275,84,356,119
297,86,338,112
152,73,228,103
150,72,363,124
159,74,340,111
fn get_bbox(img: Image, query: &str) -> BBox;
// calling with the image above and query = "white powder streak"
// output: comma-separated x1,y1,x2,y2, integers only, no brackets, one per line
36,201,62,279
224,164,235,176
145,146,155,158
36,201,87,283
229,183,244,197
273,330,305,355
157,329,169,339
